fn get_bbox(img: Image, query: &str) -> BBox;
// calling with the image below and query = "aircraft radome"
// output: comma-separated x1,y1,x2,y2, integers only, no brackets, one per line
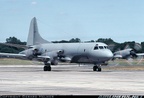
0,17,114,72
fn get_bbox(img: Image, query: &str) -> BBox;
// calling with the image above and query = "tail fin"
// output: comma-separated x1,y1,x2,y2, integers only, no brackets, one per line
27,17,49,46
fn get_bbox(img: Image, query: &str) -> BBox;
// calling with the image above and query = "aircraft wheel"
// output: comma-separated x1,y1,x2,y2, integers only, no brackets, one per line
93,66,98,71
93,66,102,72
44,65,51,71
98,67,101,72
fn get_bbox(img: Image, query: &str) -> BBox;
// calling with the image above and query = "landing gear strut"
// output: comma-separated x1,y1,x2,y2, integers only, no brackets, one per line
93,65,101,72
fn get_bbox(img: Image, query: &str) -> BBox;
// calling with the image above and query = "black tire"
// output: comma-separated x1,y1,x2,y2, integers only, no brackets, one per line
93,66,102,72
44,66,51,71
93,66,98,71
44,66,48,71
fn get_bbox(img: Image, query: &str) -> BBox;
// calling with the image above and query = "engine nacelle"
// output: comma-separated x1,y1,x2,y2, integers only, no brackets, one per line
59,57,71,62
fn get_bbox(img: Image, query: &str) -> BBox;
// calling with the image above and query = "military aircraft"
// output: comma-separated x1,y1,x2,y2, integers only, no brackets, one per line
0,17,113,71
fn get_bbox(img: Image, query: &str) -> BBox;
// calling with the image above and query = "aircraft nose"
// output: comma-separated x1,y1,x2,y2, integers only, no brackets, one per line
92,50,113,60
106,51,113,59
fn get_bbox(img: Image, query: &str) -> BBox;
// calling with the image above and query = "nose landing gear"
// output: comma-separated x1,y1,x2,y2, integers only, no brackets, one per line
93,64,101,72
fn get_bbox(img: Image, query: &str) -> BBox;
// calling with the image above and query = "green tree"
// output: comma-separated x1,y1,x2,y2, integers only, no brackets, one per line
69,38,81,43
0,37,26,53
6,36,26,45
96,38,116,45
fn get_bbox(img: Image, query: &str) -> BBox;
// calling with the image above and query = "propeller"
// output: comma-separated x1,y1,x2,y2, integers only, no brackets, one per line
130,49,138,58
23,46,45,65
33,48,42,57
109,48,143,66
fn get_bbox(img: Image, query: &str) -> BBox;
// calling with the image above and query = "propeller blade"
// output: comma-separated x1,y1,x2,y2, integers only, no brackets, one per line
130,50,138,58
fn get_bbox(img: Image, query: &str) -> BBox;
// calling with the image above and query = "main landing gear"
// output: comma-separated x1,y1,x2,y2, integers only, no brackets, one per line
44,65,51,71
43,62,51,71
43,59,59,71
93,64,101,72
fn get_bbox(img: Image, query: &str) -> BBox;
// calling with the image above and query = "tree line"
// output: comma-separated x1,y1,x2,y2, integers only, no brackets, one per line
0,36,144,53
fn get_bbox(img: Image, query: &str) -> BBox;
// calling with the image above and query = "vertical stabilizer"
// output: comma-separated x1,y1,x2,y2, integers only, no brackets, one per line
27,17,48,46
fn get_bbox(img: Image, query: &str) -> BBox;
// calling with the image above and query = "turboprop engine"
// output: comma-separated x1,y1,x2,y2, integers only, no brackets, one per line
42,50,64,65
19,46,43,60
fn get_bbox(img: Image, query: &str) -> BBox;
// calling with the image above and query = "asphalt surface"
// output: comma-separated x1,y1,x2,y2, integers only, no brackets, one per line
0,64,144,95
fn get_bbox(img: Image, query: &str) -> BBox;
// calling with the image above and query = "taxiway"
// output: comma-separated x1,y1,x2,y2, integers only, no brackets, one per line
0,64,144,95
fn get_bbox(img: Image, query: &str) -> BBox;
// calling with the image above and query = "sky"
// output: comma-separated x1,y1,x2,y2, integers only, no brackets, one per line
0,0,144,43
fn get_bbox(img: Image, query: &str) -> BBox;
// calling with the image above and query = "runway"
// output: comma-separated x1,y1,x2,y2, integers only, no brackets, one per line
0,64,144,95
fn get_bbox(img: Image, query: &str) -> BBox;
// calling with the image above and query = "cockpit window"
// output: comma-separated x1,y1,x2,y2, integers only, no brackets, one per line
104,46,109,49
94,46,98,50
99,46,104,49
94,45,109,50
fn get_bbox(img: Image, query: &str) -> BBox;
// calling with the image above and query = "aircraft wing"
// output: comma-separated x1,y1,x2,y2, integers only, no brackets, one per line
136,53,144,56
113,54,122,58
37,55,50,59
0,53,26,58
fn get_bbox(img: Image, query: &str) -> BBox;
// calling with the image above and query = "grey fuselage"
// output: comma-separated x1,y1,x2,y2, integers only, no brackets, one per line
22,42,113,64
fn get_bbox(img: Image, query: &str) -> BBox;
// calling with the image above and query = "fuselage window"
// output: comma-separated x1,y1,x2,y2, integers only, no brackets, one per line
99,46,104,49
